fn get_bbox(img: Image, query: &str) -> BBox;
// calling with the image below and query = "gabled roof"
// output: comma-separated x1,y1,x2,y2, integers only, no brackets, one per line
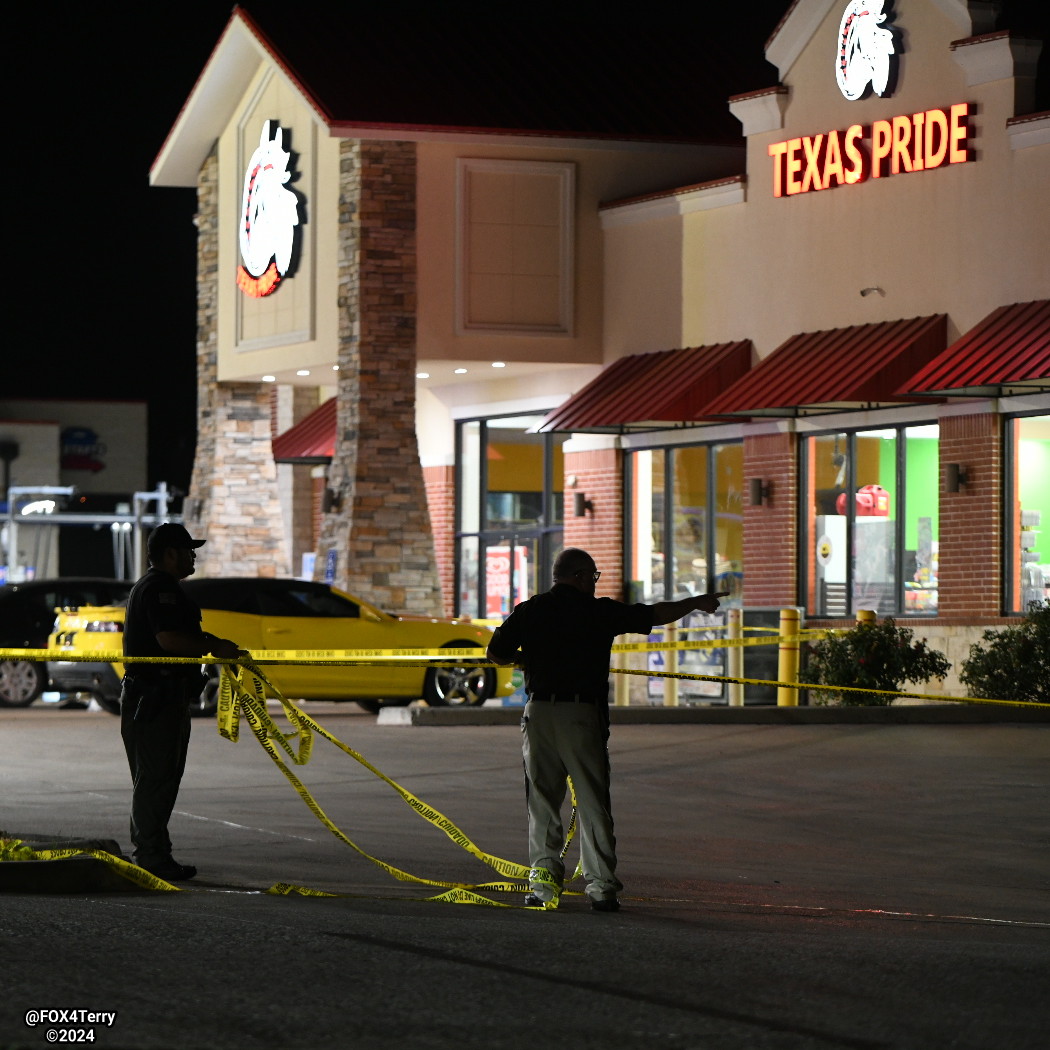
151,4,786,187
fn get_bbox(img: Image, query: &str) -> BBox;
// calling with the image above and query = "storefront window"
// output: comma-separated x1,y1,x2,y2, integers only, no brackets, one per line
627,443,741,604
804,424,938,617
454,416,566,617
1007,414,1050,614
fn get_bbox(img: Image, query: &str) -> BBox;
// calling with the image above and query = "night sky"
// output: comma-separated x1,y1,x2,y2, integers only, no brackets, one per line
9,2,1045,495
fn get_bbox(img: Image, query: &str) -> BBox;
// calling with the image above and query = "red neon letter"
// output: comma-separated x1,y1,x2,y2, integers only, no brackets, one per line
891,115,913,174
786,138,804,195
911,111,925,171
950,102,973,164
768,140,788,197
871,119,892,177
924,108,949,169
843,125,867,184
823,130,845,187
801,133,825,192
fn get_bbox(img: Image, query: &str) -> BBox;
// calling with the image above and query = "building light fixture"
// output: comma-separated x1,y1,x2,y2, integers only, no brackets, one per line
946,463,968,492
262,375,276,383
749,478,772,506
492,361,506,368
416,372,430,380
296,369,310,376
454,368,468,374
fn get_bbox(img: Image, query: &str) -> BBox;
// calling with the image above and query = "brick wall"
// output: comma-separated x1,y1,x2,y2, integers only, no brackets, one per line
938,411,1002,620
423,463,456,616
742,430,798,606
564,447,625,599
314,139,443,615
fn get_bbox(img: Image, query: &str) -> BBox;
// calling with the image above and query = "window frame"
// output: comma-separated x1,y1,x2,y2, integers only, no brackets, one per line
799,420,939,618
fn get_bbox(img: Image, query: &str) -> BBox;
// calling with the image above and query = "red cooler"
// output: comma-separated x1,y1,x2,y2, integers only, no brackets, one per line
836,484,890,516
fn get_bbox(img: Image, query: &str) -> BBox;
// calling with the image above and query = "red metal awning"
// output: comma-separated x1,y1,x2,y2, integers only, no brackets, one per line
700,315,947,418
534,342,753,433
271,397,336,463
897,300,1050,397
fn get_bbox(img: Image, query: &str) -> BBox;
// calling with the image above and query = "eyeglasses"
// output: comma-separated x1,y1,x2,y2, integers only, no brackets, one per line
575,570,601,582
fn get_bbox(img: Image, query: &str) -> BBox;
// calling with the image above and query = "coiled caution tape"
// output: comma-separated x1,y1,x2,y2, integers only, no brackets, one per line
215,659,578,907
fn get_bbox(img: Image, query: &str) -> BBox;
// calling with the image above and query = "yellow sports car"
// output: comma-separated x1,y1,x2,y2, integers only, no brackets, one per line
47,577,513,715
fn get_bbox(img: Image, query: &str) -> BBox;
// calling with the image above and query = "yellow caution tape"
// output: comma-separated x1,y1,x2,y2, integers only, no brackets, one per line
610,667,1050,708
216,659,543,904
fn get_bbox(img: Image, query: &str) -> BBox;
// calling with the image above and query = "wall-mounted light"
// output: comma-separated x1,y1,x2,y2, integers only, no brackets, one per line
946,463,968,493
859,286,885,297
574,492,594,517
749,478,772,506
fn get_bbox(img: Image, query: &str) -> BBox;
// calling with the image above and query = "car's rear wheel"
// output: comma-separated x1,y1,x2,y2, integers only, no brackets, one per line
0,659,45,707
423,641,495,707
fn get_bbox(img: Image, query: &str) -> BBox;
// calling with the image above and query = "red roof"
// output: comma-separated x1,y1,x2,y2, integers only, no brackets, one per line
535,343,753,433
897,301,1050,397
701,316,947,418
271,397,336,463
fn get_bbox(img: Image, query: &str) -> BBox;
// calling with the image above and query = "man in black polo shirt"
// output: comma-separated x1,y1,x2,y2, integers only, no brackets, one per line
120,522,243,881
487,547,726,912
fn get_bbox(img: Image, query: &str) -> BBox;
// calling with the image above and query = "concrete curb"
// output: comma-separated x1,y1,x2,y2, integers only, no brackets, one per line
379,704,1050,727
0,858,143,894
0,838,146,894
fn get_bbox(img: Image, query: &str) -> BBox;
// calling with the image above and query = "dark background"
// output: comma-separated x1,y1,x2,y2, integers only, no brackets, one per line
7,2,1047,496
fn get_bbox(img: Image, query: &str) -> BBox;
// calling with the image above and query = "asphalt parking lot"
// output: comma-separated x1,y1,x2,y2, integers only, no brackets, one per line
1,701,1047,1050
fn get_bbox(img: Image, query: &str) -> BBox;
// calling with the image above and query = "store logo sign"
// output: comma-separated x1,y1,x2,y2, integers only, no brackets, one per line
237,121,301,298
767,102,973,197
836,1,898,101
61,426,107,473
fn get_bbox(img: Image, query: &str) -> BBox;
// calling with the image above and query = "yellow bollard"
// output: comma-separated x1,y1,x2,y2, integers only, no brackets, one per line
727,608,744,706
777,607,800,706
665,625,679,707
856,608,876,624
613,649,629,706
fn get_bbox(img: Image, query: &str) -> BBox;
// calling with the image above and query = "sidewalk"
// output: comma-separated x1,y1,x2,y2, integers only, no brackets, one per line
382,701,1050,726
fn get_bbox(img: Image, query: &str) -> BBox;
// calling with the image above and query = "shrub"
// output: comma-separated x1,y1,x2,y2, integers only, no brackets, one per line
959,601,1050,704
799,617,950,706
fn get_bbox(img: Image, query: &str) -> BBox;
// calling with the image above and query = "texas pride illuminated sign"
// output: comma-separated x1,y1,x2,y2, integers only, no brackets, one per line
767,102,973,197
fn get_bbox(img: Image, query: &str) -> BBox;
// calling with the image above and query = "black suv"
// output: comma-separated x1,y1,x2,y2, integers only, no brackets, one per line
0,578,132,705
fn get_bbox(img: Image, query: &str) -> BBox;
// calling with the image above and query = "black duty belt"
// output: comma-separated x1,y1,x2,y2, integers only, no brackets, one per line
527,692,601,705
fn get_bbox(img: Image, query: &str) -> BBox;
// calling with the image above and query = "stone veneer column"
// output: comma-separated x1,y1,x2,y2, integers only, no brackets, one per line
315,140,442,615
185,146,289,578
742,428,798,607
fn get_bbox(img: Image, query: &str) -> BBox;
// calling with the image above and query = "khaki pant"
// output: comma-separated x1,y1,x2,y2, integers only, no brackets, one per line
521,700,622,903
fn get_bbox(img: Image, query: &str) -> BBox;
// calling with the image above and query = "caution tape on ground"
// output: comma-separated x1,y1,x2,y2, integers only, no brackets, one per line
215,658,564,907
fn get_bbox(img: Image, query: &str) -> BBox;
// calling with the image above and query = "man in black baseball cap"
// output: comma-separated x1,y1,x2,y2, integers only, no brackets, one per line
120,522,243,882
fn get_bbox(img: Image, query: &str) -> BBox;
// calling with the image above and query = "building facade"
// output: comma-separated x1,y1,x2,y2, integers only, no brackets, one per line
153,1,1049,696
